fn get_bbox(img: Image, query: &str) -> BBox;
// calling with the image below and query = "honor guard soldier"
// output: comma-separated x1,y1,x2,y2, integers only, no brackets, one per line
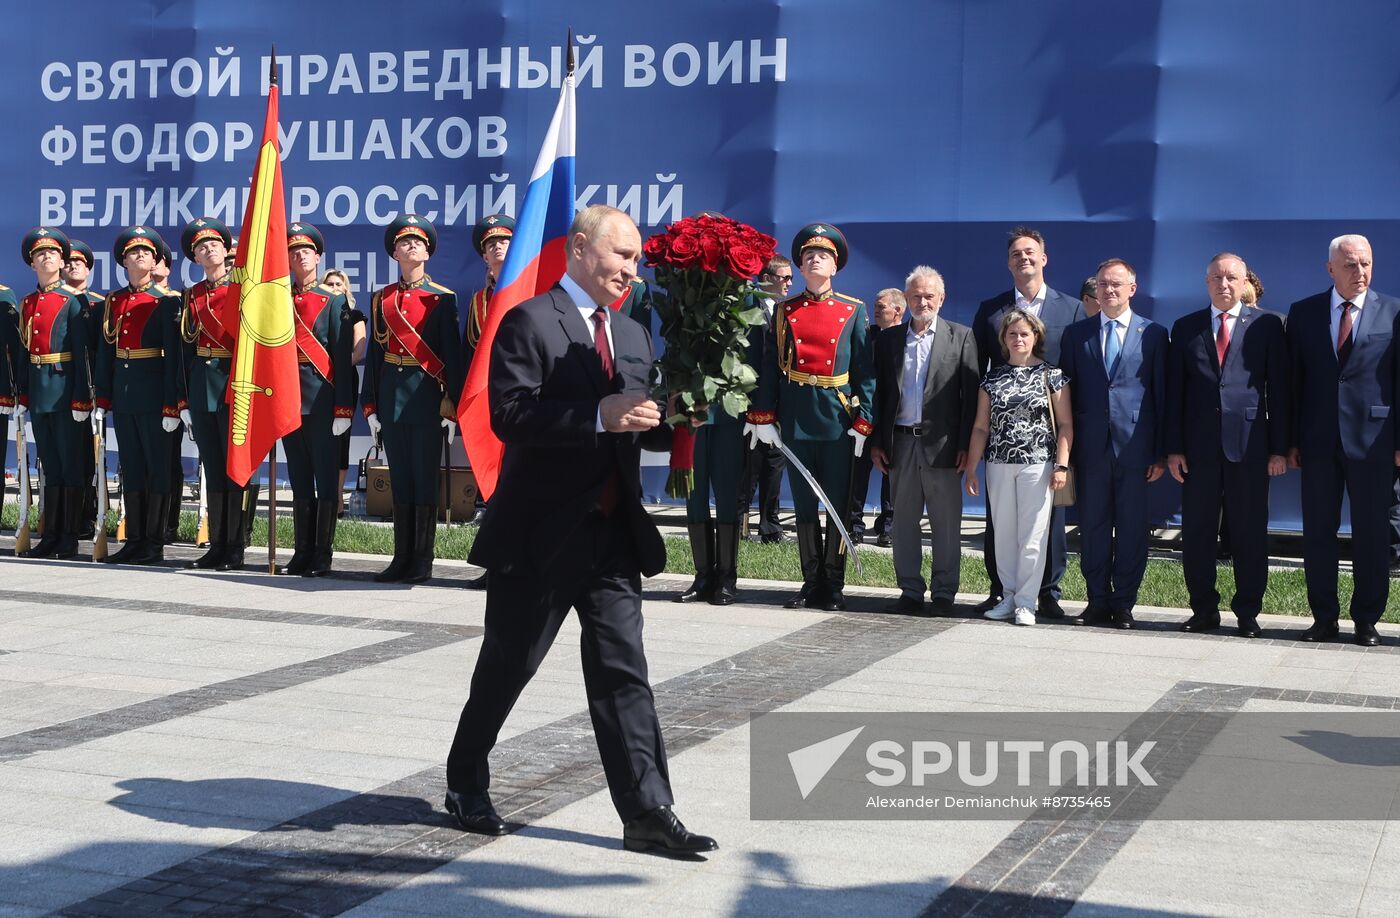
0,281,20,512
364,214,464,584
62,238,104,538
4,228,93,558
745,223,875,610
153,238,185,542
95,226,187,565
463,212,513,368
281,222,355,576
179,216,251,570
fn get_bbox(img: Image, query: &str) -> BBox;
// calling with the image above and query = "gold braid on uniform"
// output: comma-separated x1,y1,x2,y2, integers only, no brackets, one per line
179,289,199,344
101,296,121,345
775,307,794,376
370,290,389,346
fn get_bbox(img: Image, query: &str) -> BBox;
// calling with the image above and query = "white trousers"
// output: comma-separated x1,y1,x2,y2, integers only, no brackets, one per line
985,462,1055,611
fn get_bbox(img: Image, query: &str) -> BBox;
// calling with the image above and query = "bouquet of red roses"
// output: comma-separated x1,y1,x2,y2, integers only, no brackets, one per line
643,213,777,497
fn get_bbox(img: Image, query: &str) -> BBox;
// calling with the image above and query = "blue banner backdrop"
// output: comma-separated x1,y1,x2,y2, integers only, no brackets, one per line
6,0,1400,530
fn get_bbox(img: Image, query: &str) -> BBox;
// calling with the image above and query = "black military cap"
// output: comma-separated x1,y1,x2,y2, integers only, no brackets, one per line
113,225,165,263
792,223,849,271
384,214,437,257
472,213,514,255
21,226,71,264
180,217,233,260
68,238,95,268
287,222,326,255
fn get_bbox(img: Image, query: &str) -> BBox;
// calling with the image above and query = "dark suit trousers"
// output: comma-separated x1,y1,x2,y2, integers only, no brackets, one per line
984,502,1066,599
1181,454,1270,617
739,440,785,537
848,452,892,536
445,512,674,821
1301,449,1393,627
1076,458,1150,611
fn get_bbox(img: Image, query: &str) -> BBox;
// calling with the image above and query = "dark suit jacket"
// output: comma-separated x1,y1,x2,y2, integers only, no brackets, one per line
467,285,669,578
974,286,1084,372
1166,307,1290,464
1287,288,1400,465
1059,312,1167,470
872,318,978,466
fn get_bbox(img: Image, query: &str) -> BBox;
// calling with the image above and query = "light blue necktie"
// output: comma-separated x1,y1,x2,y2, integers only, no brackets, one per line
1103,319,1121,375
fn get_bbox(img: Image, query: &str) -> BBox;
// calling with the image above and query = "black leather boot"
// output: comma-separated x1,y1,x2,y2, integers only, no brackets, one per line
218,488,247,571
402,504,438,584
375,504,414,582
24,486,63,557
78,484,98,540
53,487,82,559
104,492,144,564
675,522,715,603
189,496,227,569
785,523,824,609
711,523,739,605
242,482,260,547
279,499,316,575
128,492,169,565
821,518,848,611
305,497,339,577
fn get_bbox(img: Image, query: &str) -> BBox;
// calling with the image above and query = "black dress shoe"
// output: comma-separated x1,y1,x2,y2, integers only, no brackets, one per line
928,597,955,617
1037,596,1066,619
622,806,718,856
1112,609,1136,630
1354,623,1383,647
760,533,784,545
1180,613,1222,633
822,589,846,612
875,532,892,548
974,594,1005,614
1236,616,1261,638
1298,621,1340,642
889,596,924,616
1076,605,1112,627
444,790,507,836
1390,559,1400,575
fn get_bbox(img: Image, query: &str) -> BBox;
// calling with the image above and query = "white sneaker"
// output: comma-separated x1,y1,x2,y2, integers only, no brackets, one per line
1014,608,1036,626
984,597,1014,621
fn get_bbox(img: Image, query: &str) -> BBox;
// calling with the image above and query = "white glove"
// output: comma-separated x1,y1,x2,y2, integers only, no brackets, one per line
366,412,382,441
13,403,26,420
442,417,456,444
0,404,12,416
847,428,868,458
743,422,781,450
72,408,91,422
93,407,105,424
161,416,180,433
180,408,192,431
332,417,351,437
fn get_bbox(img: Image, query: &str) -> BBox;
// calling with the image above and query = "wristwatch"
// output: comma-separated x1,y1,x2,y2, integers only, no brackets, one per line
1054,464,1070,472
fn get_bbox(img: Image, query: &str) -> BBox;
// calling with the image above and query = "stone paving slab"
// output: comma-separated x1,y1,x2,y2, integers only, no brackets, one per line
3,546,1400,916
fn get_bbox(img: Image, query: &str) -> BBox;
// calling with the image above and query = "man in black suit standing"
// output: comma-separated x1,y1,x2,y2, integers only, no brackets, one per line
972,227,1084,618
1166,253,1290,638
1287,234,1400,646
443,205,717,855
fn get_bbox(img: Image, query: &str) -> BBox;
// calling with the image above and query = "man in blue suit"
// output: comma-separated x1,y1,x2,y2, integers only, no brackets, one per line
973,227,1084,618
1166,253,1290,638
1287,234,1400,647
1059,258,1167,629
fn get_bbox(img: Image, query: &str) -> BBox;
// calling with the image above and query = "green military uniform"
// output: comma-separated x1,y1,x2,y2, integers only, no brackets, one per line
12,228,92,558
0,283,22,517
64,238,105,539
748,223,874,610
281,222,355,577
178,216,254,571
154,239,185,543
363,214,464,583
95,226,186,565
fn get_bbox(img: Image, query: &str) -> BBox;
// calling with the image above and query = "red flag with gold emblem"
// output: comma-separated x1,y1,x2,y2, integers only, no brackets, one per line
226,56,301,486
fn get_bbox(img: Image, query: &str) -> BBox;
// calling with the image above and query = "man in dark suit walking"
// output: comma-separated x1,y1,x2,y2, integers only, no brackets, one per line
1059,258,1167,629
1166,253,1291,638
1287,234,1400,646
443,205,717,856
870,266,978,616
972,228,1084,617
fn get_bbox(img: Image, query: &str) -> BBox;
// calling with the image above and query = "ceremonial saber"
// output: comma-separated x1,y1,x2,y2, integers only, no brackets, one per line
92,415,108,560
13,414,31,554
771,433,862,574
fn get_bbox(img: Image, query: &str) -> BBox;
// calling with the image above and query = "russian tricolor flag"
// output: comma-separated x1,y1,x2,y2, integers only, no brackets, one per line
458,61,575,500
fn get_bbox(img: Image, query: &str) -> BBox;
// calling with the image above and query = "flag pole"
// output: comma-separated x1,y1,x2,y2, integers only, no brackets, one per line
268,447,278,573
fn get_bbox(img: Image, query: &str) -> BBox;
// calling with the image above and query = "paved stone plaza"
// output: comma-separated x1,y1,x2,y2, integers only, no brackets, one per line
2,549,1399,917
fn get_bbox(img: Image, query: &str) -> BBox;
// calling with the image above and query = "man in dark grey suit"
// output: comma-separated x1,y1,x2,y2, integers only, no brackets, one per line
972,227,1084,618
871,266,979,615
444,205,717,856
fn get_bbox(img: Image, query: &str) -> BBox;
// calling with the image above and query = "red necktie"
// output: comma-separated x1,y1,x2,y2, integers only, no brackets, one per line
1337,302,1355,368
592,305,614,378
1215,312,1231,367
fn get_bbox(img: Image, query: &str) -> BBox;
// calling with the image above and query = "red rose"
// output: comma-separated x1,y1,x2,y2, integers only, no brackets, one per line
643,233,669,266
669,232,702,269
723,244,765,279
698,233,724,272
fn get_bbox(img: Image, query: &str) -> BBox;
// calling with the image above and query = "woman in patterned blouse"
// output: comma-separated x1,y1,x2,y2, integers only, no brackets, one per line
964,308,1073,626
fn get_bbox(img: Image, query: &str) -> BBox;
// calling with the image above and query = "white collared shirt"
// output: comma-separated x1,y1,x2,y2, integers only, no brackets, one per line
895,317,937,427
1014,284,1046,317
1100,307,1133,355
1330,287,1365,353
1211,302,1242,335
559,271,618,433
